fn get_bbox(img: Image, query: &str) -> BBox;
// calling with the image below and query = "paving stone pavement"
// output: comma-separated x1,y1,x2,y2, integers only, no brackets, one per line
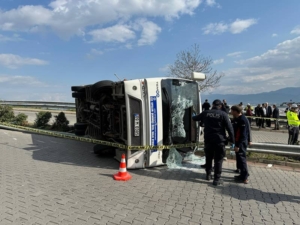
251,130,289,144
0,129,299,225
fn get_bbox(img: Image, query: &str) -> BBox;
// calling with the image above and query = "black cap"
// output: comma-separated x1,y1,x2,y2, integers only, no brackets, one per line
213,99,222,106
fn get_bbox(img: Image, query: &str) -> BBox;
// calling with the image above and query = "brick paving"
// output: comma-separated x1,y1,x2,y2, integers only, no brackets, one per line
0,129,299,225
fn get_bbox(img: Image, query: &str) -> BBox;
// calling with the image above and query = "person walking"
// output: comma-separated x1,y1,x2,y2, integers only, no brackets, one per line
193,99,235,186
272,104,280,130
287,104,300,145
245,103,253,126
231,105,252,184
266,102,273,127
202,99,211,111
222,99,230,114
259,104,266,128
254,104,260,127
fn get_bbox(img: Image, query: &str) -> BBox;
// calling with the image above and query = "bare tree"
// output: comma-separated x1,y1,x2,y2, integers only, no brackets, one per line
169,44,224,92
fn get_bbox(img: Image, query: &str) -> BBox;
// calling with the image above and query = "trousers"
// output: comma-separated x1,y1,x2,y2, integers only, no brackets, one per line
288,127,299,145
235,142,249,180
274,119,279,130
204,143,226,181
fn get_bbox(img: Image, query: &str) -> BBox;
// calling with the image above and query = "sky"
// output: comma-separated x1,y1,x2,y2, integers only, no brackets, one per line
0,0,300,102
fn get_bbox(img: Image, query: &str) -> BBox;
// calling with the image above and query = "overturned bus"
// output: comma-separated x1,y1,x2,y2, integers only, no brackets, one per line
71,72,206,169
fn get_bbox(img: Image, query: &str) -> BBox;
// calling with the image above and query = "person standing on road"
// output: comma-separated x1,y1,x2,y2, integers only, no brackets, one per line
231,105,251,184
272,104,280,130
287,104,300,145
221,99,230,114
202,99,211,111
254,104,261,127
193,99,235,186
266,102,273,127
245,103,253,126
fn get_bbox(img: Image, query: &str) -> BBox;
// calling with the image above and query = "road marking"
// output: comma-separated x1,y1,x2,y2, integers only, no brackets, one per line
13,138,17,141
36,140,45,143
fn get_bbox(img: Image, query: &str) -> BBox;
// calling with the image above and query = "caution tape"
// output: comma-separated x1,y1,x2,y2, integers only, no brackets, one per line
0,122,203,151
234,115,300,123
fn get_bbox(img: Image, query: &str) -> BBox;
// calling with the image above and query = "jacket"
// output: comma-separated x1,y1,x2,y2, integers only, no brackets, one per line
192,107,235,144
232,114,252,149
272,107,279,119
266,105,273,117
202,102,211,111
286,110,300,126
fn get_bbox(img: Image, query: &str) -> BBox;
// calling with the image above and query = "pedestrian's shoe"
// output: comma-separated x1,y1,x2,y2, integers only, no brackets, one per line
235,176,249,184
234,169,241,174
201,164,206,169
206,173,213,181
234,175,243,181
213,180,223,186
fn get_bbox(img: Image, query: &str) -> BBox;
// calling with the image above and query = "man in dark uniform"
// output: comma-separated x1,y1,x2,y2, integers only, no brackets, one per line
202,99,211,111
193,99,235,186
272,104,280,130
231,105,251,184
266,102,273,127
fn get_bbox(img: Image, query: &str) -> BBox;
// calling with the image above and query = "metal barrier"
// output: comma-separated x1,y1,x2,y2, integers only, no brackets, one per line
247,143,300,156
1,101,75,109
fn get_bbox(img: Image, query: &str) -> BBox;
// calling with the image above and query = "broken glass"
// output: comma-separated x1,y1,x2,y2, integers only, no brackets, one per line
166,148,183,169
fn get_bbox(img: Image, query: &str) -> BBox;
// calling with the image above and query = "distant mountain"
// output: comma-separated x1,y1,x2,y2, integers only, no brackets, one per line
202,87,300,105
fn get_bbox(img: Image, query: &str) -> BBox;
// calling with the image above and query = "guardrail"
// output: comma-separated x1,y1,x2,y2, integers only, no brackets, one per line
231,143,300,156
1,101,75,109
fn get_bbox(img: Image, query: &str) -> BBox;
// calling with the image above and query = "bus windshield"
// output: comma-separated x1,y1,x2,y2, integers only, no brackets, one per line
161,79,199,146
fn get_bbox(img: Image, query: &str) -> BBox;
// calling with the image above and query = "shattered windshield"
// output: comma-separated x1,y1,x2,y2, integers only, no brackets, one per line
161,79,199,145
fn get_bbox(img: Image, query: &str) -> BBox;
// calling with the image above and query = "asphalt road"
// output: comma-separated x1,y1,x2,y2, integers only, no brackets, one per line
0,129,299,225
14,110,77,125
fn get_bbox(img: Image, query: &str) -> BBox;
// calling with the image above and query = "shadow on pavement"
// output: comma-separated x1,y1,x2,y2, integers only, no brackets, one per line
22,132,119,169
216,184,300,204
14,131,300,205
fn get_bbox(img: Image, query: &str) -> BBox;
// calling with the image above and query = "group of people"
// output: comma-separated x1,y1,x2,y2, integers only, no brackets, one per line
196,99,300,186
203,99,300,145
252,103,280,130
194,100,251,186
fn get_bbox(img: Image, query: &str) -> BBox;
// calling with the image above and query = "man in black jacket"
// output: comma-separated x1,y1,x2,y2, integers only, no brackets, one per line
202,99,211,111
231,105,252,184
221,99,230,114
266,102,273,127
254,104,260,127
272,104,280,130
193,99,235,186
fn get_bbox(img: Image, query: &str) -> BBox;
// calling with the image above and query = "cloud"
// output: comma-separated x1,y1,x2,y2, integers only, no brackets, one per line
213,58,224,64
88,25,136,43
229,19,257,34
205,0,221,8
227,51,246,57
159,64,170,73
0,0,201,43
136,20,162,46
0,54,48,69
237,36,300,69
203,22,228,35
203,18,257,35
0,75,47,87
291,26,300,35
272,33,278,37
0,75,69,101
215,36,300,94
86,48,104,59
0,33,23,42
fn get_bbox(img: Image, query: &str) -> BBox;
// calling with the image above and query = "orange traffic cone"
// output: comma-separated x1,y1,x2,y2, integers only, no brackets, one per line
113,154,132,181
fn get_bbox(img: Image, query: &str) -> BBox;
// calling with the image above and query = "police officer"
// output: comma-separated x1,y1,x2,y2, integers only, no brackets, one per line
287,104,300,145
231,105,252,184
193,99,235,186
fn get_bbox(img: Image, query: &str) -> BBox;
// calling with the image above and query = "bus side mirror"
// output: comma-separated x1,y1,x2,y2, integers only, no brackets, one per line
191,72,206,81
